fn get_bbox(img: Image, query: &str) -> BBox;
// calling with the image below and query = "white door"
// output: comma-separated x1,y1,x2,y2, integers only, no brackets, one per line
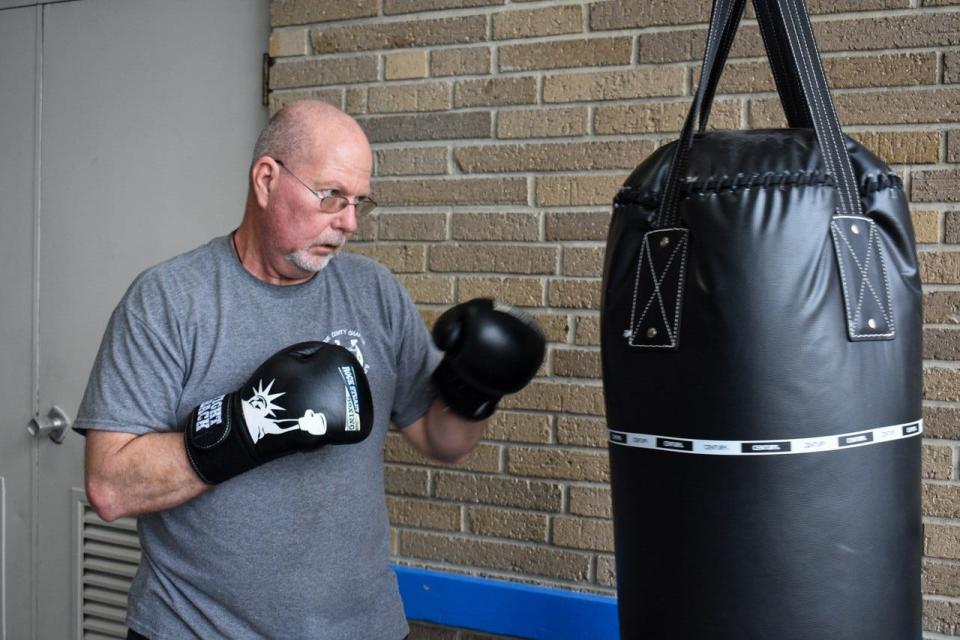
0,1,268,637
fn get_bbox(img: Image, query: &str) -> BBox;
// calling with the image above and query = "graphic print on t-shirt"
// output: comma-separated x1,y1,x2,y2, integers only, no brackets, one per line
323,328,369,373
240,379,328,443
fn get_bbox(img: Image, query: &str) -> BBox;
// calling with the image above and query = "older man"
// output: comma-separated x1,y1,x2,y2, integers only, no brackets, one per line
76,101,543,640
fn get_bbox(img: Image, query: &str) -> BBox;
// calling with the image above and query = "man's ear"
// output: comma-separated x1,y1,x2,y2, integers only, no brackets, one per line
251,156,280,209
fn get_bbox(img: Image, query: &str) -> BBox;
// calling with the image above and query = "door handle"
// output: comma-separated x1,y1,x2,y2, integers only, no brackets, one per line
27,406,71,444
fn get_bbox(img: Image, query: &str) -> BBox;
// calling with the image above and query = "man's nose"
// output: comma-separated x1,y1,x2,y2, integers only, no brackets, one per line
332,203,358,234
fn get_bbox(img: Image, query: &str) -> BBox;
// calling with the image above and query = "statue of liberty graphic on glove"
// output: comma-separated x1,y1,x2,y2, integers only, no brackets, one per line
183,341,373,484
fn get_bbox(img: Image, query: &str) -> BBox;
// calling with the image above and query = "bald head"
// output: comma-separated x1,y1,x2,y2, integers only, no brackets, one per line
251,100,370,170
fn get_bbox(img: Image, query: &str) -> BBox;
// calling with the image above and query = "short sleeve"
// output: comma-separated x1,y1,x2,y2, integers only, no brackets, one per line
73,276,186,436
389,281,440,428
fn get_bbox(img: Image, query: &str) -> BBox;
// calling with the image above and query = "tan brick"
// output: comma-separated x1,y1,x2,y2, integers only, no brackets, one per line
347,243,426,273
499,37,633,72
502,381,604,415
430,46,491,77
924,597,960,636
271,0,378,26
948,52,960,84
947,211,960,244
926,523,960,560
925,406,960,440
949,131,960,163
753,89,960,128
924,445,955,481
924,483,960,518
700,52,937,95
597,554,617,588
914,168,960,203
553,347,601,379
467,506,548,542
345,87,366,115
385,465,430,497
562,247,605,278
816,13,960,53
569,485,612,518
269,28,309,58
925,328,960,361
553,515,614,552
911,210,941,243
537,174,625,207
368,82,450,114
920,252,960,284
268,88,343,117
545,67,687,103
455,77,538,108
312,16,487,54
486,411,552,444
376,147,448,177
526,313,568,345
497,107,588,139
556,415,607,448
385,433,502,472
494,5,583,40
352,214,377,242
429,244,557,275
398,274,455,304
575,315,601,346
457,141,646,174
596,99,740,134
806,0,910,11
451,212,539,242
637,11,940,63
270,55,378,89
925,367,960,402
360,111,490,143
589,0,708,30
433,472,564,511
544,211,610,241
400,531,591,581
373,177,526,206
385,50,429,80
508,446,609,481
388,496,461,531
384,0,503,15
458,277,544,307
924,292,960,325
855,130,942,166
638,22,796,64
924,559,960,597
548,279,601,310
379,213,447,241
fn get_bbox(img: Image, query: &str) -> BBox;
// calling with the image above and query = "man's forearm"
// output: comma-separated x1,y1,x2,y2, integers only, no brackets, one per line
85,430,209,522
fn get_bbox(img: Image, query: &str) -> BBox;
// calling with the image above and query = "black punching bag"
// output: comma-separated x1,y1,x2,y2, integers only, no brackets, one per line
600,1,923,638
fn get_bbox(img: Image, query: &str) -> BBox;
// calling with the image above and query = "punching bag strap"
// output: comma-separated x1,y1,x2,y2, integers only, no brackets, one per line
699,0,812,132
654,0,895,343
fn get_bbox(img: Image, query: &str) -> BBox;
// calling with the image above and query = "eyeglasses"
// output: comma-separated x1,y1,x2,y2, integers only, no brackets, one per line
274,159,377,217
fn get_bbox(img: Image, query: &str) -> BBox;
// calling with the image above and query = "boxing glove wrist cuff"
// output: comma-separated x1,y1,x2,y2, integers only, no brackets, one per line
432,359,499,421
183,392,265,484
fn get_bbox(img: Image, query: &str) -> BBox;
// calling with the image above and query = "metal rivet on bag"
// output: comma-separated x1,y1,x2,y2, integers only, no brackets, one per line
646,327,658,338
851,224,860,235
659,237,670,247
867,318,877,329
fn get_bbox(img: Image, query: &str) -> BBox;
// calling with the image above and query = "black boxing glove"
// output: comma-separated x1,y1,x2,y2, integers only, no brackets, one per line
184,341,373,484
432,298,545,421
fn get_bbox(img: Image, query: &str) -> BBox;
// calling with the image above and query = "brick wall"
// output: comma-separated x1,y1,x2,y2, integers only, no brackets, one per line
267,0,960,636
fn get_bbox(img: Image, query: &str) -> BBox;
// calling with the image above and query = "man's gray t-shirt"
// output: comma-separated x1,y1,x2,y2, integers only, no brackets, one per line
74,235,437,640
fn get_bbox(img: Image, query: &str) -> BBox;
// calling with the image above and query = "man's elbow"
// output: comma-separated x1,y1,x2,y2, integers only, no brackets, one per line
85,474,126,522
